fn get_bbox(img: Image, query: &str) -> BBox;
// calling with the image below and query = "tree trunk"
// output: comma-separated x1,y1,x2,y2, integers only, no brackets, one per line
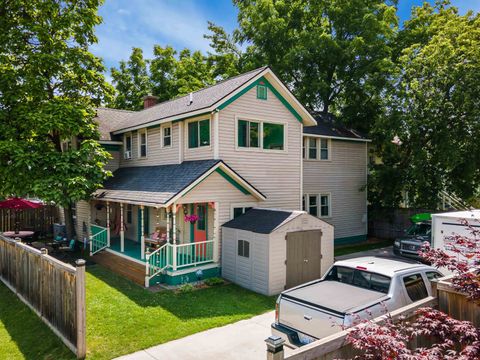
64,204,75,240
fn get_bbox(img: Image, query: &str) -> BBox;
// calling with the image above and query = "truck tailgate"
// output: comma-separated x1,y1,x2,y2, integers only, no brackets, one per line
278,281,389,340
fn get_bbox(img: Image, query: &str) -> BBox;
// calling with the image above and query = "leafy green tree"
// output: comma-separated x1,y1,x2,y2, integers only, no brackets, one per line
370,2,480,209
0,0,113,238
109,47,152,110
233,0,398,132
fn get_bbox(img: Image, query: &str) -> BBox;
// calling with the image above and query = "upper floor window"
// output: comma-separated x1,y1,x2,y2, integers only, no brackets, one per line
304,137,330,160
124,134,132,159
238,120,259,148
162,125,172,147
188,119,210,148
263,122,284,150
257,84,267,100
138,130,147,157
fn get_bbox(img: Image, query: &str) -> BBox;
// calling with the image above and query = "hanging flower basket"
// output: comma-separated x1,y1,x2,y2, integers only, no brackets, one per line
184,214,199,224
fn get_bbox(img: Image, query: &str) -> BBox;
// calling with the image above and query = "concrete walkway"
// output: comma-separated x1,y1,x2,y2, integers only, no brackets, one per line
116,311,289,360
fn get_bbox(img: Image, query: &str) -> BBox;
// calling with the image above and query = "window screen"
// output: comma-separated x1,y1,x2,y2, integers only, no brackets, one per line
403,274,428,302
238,240,250,258
263,123,284,150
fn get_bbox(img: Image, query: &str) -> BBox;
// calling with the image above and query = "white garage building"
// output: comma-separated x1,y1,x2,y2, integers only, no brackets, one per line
221,208,334,295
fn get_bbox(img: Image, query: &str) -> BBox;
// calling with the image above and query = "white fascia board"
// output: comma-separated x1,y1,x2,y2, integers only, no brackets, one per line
303,133,372,142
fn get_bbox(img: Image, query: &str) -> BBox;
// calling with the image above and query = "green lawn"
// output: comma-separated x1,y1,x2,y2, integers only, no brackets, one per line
0,264,275,360
334,239,394,257
0,282,74,360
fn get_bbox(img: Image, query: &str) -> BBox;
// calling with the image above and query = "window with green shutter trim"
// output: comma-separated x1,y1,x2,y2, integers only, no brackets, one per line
238,120,259,148
188,119,210,148
256,84,267,100
263,122,284,150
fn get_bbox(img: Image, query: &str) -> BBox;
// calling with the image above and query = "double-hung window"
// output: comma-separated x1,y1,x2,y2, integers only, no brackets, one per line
305,194,331,217
320,138,329,160
238,120,259,148
138,130,147,157
124,134,132,159
188,119,210,148
162,125,172,147
305,137,330,160
308,138,317,159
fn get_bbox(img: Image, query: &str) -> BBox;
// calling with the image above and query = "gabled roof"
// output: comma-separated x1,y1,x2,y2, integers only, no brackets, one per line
95,108,135,141
97,67,316,135
222,208,304,234
304,112,370,142
94,160,265,207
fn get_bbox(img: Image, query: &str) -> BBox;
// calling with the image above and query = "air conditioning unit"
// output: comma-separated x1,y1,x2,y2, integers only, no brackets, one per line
124,150,132,159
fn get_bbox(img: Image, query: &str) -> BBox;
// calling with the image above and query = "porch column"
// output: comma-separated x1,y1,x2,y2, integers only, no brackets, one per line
172,203,177,270
213,202,219,263
166,208,171,243
106,201,111,247
120,203,124,252
140,205,145,260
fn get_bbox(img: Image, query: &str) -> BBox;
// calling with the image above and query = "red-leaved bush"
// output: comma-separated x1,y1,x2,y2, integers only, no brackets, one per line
345,219,480,359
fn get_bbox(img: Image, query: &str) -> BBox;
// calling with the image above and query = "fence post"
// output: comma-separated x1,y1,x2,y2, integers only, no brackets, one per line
265,336,285,360
75,259,86,359
14,238,21,292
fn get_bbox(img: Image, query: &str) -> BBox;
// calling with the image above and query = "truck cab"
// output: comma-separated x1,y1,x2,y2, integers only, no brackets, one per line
393,213,432,261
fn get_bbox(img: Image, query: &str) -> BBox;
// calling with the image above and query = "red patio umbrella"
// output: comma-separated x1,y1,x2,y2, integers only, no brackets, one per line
0,197,43,233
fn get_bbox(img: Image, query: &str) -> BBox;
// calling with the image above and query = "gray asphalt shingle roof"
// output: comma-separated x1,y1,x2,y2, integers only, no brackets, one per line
222,208,303,234
95,160,221,205
108,66,268,133
303,112,368,141
95,108,135,141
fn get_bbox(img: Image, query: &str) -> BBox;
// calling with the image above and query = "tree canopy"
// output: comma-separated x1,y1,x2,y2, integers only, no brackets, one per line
0,0,113,237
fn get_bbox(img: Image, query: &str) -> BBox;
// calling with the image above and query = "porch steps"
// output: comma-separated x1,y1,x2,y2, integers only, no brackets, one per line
92,250,145,286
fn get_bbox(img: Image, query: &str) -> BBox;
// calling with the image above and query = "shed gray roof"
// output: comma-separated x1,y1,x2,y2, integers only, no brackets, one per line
303,112,369,141
95,108,135,141
222,208,304,234
108,66,268,133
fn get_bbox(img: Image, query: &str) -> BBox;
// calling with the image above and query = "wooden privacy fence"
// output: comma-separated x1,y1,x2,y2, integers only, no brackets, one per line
0,205,59,233
0,235,86,359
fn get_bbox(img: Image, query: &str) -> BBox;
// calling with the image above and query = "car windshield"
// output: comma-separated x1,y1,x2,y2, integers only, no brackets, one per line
406,223,431,236
325,266,391,294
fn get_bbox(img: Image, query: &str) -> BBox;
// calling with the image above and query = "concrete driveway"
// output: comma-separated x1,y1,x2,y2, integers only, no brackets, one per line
116,311,290,360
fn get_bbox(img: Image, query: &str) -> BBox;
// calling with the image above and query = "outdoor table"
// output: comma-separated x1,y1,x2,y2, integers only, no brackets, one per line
2,230,34,239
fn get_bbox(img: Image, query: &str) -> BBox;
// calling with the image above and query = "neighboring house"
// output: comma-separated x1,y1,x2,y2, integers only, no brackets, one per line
74,66,368,287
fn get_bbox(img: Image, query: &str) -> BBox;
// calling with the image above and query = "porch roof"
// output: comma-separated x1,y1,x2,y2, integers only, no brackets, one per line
94,160,266,206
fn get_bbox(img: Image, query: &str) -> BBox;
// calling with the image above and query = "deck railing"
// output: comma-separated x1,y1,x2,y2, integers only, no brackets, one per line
144,239,215,287
90,224,108,255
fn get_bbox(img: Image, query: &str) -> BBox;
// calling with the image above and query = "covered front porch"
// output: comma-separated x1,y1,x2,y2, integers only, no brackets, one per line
89,200,219,287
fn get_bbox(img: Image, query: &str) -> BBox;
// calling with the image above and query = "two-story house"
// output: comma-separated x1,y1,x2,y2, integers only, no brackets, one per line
75,66,368,287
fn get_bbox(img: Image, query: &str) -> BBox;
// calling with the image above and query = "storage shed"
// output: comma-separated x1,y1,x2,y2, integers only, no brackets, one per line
221,208,334,295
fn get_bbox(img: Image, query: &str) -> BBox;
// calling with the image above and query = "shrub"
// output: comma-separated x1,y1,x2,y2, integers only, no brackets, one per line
178,283,195,293
204,277,225,286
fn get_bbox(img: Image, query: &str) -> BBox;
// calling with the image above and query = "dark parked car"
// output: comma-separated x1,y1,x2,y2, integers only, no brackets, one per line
393,220,431,261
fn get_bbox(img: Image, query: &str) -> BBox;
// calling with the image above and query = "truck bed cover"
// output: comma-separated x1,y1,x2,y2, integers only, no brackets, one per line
283,280,389,314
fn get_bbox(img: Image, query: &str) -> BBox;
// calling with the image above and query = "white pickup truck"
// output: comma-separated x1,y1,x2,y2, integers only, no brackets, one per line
271,257,442,347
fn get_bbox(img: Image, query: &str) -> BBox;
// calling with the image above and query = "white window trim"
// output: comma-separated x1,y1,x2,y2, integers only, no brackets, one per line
230,202,257,219
304,193,332,218
137,129,148,158
124,132,133,160
185,117,212,150
303,136,331,161
161,123,172,148
234,115,288,153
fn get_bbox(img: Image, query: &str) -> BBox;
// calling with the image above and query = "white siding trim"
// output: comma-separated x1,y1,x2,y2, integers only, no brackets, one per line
213,111,220,159
303,133,371,142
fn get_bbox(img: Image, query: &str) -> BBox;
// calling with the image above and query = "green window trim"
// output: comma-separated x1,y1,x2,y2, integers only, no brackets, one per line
256,84,267,100
188,119,210,148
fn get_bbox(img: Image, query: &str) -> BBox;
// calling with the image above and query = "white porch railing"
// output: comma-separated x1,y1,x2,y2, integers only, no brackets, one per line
144,240,215,287
90,224,108,255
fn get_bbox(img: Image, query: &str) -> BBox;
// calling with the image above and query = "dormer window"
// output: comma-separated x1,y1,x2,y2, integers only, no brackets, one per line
138,129,147,157
124,134,132,159
257,83,267,100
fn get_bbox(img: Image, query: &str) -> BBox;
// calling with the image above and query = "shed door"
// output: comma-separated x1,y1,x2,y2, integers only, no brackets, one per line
286,230,322,289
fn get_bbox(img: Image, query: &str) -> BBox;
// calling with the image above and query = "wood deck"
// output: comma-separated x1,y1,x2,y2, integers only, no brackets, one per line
92,250,145,286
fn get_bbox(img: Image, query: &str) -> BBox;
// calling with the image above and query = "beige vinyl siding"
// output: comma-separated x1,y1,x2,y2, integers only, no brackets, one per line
179,171,258,258
303,139,368,240
119,122,180,167
75,200,91,242
218,86,302,210
105,150,120,172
